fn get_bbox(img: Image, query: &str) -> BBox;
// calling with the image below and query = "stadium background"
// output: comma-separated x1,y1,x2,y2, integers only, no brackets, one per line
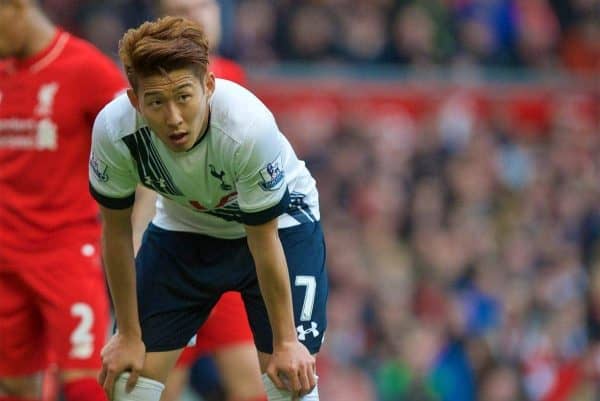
41,0,599,400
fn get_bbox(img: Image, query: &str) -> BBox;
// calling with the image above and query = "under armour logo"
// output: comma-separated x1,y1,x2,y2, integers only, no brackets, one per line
296,322,319,341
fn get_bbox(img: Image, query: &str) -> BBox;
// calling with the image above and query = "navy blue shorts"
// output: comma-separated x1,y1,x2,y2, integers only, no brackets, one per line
134,222,328,354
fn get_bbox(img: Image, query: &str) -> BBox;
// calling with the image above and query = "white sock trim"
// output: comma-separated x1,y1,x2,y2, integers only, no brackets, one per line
261,373,320,401
113,372,165,401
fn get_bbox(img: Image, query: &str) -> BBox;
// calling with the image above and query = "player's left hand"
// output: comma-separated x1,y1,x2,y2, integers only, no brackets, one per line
267,339,317,399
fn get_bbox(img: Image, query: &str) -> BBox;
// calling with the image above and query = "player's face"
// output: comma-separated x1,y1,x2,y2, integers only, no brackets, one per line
128,68,215,152
160,0,221,50
0,1,28,58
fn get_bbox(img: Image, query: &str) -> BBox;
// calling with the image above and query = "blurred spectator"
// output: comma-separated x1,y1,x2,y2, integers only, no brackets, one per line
479,364,526,401
280,4,338,62
338,4,388,63
233,0,278,63
42,0,599,74
513,0,561,69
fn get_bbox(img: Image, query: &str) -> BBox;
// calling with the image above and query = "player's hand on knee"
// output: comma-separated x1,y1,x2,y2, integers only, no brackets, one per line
267,340,316,398
98,332,146,400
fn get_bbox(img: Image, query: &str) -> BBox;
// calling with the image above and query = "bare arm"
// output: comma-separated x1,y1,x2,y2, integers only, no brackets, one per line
245,219,297,344
100,205,139,334
98,205,145,397
131,186,157,254
245,219,316,396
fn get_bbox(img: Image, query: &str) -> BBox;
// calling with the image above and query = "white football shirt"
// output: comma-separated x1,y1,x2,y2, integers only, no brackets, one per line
89,79,319,239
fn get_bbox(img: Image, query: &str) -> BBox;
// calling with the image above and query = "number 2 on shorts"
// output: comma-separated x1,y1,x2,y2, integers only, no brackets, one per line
70,302,95,359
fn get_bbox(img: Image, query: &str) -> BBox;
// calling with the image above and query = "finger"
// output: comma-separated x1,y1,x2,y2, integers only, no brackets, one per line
297,366,311,396
309,359,317,389
278,371,295,393
103,371,116,401
309,371,317,390
287,368,302,394
307,360,317,390
298,359,318,397
126,369,140,393
267,367,285,390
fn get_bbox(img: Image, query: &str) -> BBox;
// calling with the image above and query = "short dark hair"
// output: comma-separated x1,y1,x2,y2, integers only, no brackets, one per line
118,16,210,91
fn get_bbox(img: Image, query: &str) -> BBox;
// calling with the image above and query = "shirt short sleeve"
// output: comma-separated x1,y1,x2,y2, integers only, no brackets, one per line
88,108,138,209
234,111,290,225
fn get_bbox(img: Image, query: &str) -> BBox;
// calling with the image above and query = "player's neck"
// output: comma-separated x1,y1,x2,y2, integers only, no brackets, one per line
186,108,211,152
20,8,56,59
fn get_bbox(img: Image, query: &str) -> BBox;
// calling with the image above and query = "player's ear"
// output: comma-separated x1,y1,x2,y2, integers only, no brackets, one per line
126,88,140,112
204,71,215,98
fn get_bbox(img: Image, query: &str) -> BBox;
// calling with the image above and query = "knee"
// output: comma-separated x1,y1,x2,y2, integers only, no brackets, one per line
0,374,41,398
112,372,165,401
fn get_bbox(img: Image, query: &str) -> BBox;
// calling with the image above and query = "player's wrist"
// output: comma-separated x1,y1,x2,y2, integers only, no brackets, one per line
272,337,301,350
117,325,142,338
272,325,298,344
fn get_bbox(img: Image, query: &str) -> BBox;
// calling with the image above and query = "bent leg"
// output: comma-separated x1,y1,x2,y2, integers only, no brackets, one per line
214,343,264,401
243,223,328,400
158,367,188,401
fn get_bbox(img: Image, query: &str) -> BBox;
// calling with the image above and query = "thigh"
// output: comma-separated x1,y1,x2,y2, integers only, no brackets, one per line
213,343,263,399
243,222,328,354
0,271,46,376
34,243,109,371
135,224,248,353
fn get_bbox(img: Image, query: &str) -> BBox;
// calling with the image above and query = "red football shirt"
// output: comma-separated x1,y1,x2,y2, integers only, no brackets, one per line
0,30,126,267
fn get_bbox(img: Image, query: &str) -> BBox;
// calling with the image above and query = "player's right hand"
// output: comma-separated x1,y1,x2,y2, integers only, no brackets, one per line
99,332,146,400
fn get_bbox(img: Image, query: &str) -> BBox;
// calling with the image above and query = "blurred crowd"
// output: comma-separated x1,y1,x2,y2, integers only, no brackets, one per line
296,86,600,401
38,0,599,400
42,0,599,75
251,78,599,401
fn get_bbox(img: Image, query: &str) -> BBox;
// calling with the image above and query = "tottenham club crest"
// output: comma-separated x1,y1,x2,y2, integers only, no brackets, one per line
259,155,284,191
209,164,232,191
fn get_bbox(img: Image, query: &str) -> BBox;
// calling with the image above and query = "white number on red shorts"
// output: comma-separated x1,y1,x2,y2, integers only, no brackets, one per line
69,303,95,359
295,275,316,322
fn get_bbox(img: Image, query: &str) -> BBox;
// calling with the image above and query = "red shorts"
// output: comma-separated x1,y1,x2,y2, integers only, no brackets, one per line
0,241,109,375
176,291,254,368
